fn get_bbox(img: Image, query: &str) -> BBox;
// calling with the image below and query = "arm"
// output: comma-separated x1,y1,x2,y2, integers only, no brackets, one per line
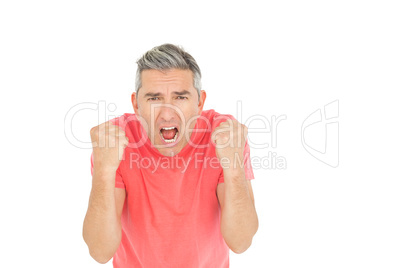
82,169,126,263
83,121,129,263
213,119,258,254
217,168,258,254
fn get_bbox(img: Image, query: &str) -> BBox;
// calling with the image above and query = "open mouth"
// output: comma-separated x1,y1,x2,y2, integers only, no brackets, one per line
159,126,179,144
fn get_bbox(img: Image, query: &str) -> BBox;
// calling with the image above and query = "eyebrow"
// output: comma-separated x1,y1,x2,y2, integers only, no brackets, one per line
172,90,191,96
143,90,192,98
143,92,162,98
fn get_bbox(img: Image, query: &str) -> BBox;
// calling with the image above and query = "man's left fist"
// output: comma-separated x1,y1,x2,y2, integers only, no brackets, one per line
212,119,248,168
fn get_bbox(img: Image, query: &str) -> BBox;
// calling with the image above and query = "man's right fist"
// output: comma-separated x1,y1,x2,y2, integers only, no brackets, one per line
90,120,129,174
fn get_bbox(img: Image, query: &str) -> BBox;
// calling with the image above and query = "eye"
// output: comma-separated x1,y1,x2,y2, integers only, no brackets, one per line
148,97,159,101
176,96,188,100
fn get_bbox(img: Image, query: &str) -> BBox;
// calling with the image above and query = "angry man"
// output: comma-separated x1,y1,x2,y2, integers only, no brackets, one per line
83,43,258,267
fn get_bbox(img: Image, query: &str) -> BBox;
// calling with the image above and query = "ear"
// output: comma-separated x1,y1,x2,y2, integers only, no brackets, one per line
197,90,207,115
131,92,139,115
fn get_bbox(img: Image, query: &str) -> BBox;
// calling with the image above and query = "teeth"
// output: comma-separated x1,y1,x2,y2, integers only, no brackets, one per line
162,126,176,130
160,131,178,143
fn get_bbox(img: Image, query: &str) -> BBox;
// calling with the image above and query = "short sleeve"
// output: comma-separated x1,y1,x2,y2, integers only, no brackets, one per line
218,140,255,184
90,152,126,189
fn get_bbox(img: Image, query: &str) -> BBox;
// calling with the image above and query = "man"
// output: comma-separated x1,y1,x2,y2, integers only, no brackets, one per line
83,44,258,267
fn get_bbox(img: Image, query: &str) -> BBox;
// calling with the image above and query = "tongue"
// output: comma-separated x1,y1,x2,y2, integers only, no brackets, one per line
161,128,177,140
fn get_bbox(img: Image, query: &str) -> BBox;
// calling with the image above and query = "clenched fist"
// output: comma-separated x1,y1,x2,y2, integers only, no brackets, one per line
90,120,129,174
212,119,248,169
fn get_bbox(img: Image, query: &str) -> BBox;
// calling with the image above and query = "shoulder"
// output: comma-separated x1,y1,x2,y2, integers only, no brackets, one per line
109,113,138,130
109,113,144,143
200,109,237,131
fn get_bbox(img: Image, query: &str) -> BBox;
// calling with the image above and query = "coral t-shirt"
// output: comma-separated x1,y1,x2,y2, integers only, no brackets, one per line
90,109,255,268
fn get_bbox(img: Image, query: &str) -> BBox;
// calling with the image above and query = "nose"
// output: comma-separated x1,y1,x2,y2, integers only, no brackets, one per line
158,104,177,122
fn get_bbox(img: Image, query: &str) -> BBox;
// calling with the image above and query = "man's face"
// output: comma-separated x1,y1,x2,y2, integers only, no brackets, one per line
132,68,206,156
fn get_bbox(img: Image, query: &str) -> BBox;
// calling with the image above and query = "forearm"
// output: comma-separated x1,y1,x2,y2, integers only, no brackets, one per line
83,169,121,263
220,167,258,253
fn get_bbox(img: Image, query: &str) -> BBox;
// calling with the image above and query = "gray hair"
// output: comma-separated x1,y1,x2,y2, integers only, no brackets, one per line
135,43,202,99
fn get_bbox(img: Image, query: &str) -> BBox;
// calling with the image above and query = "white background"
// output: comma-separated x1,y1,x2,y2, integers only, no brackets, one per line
1,1,401,267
